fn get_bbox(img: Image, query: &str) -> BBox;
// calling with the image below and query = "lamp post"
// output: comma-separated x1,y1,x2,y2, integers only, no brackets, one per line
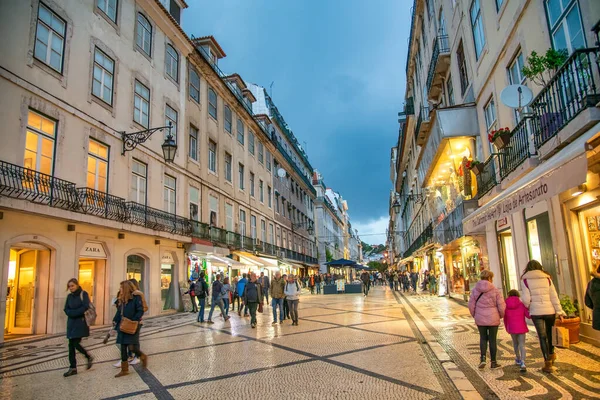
121,122,177,162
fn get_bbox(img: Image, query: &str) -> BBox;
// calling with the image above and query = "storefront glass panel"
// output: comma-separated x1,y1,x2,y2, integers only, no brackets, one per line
127,255,145,288
578,204,600,326
498,230,518,296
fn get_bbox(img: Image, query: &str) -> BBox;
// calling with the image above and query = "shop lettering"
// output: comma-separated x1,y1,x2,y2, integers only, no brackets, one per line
85,246,101,253
518,182,548,206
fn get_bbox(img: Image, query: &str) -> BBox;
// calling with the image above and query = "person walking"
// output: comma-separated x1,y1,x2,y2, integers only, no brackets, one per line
282,274,290,320
521,260,565,373
260,272,270,304
429,273,437,296
243,272,264,328
63,278,93,377
113,280,148,378
504,289,531,372
410,271,418,292
361,270,370,296
308,274,315,294
270,271,285,324
585,265,600,331
315,274,322,294
196,273,209,323
285,274,301,325
468,270,505,369
231,276,239,312
221,277,232,317
236,273,249,317
393,272,399,291
184,279,198,312
207,274,229,324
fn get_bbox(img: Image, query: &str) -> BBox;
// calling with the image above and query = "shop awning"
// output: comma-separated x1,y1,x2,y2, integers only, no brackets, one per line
463,127,596,233
207,255,244,268
236,252,279,269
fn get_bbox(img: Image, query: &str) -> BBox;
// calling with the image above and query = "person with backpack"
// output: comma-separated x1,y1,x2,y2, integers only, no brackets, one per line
270,271,285,324
468,270,505,369
231,276,239,312
184,279,198,313
521,260,565,373
585,265,600,331
207,274,229,324
236,273,248,317
504,289,531,372
285,274,301,325
196,272,209,323
243,272,264,328
63,278,93,377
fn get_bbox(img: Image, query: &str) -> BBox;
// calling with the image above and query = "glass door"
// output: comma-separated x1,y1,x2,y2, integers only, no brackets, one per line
78,261,95,303
13,250,37,334
498,230,518,297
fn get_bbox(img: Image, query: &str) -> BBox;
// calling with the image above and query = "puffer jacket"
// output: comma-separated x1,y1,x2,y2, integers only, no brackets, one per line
468,280,505,326
521,270,564,316
504,296,530,334
585,271,600,330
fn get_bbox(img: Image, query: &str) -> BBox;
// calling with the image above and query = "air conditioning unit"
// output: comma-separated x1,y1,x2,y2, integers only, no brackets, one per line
254,238,262,248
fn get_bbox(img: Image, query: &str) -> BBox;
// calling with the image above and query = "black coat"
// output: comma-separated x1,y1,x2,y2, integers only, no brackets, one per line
64,288,90,339
113,295,144,345
585,276,600,331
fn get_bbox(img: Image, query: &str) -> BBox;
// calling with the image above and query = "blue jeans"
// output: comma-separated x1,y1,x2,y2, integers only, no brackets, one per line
208,298,225,321
223,298,230,316
272,298,284,322
197,297,206,322
316,283,321,294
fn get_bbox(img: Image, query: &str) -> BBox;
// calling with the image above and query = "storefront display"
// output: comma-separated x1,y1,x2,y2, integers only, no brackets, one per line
461,241,482,293
161,252,175,311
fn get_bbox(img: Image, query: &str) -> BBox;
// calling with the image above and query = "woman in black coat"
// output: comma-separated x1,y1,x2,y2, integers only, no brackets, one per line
585,266,600,331
63,278,93,377
113,280,147,377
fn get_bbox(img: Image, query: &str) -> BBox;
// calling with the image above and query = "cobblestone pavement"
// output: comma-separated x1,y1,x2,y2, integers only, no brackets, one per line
0,286,598,400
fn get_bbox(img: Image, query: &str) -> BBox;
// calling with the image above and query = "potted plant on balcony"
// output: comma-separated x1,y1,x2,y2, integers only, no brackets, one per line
488,127,512,150
554,294,581,344
466,160,484,175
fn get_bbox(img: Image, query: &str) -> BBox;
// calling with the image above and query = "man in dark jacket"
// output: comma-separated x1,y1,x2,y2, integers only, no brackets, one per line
585,266,600,331
260,272,270,304
243,272,264,328
196,272,209,323
361,271,370,296
236,273,249,317
207,274,229,324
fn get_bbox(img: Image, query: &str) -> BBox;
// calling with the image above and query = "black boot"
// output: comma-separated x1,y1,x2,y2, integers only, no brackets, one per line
63,368,77,377
86,355,94,370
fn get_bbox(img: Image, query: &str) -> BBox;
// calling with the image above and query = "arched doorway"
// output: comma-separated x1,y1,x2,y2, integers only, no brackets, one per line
127,255,146,292
4,243,50,337
78,241,108,326
161,251,177,311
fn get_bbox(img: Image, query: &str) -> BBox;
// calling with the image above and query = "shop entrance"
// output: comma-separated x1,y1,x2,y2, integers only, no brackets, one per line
161,252,175,311
526,212,558,288
4,244,50,336
78,241,107,325
498,230,519,296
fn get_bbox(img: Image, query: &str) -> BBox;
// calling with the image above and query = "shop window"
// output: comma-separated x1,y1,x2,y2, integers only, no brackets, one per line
24,110,56,176
126,255,145,290
160,252,174,310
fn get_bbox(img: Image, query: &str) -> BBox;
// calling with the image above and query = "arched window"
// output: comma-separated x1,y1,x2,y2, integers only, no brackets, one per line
165,44,179,82
127,255,145,290
136,13,152,56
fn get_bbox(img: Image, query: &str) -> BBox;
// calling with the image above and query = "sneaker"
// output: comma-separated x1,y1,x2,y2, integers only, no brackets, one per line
251,323,256,329
491,361,500,369
515,358,521,366
113,360,122,368
129,357,140,365
206,320,215,325
224,316,231,322
478,360,486,369
272,321,278,325
520,362,527,373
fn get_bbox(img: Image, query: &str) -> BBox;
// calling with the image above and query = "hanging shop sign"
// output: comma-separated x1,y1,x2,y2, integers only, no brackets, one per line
80,241,106,258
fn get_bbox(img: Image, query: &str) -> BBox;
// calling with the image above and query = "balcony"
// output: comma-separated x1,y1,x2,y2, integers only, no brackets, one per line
426,34,451,99
476,155,497,197
398,97,415,119
403,223,433,258
498,117,536,180
78,188,128,222
433,200,478,246
530,48,600,153
415,106,431,145
126,202,191,236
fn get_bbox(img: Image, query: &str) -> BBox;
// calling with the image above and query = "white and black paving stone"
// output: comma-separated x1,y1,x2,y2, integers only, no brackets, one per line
0,285,598,399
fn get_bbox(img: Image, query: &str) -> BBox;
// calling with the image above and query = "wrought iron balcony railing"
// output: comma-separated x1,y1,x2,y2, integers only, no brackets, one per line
426,35,450,91
531,48,600,149
126,202,191,236
477,155,497,197
0,161,79,210
498,117,535,179
78,188,128,222
403,223,433,259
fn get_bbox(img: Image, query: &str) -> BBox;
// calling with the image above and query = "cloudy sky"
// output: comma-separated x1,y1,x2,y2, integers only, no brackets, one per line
183,1,411,245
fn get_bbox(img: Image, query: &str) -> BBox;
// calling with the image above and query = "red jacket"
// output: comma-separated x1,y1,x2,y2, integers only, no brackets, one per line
503,296,530,334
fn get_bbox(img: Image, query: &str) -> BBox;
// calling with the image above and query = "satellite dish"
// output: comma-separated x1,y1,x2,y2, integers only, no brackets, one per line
500,84,533,110
277,168,286,178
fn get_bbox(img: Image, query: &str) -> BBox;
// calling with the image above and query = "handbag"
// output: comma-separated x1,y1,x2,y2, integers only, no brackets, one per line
119,304,139,335
80,291,97,326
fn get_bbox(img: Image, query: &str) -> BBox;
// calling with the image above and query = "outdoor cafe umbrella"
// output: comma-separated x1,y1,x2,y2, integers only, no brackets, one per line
324,258,357,266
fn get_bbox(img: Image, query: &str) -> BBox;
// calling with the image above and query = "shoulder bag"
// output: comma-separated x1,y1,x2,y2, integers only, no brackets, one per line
119,303,139,335
80,291,97,326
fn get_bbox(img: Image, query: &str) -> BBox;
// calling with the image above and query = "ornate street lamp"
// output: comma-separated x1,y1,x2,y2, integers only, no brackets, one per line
121,122,177,163
392,199,402,214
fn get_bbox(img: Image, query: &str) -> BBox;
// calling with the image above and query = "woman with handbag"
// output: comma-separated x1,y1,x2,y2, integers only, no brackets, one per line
63,278,93,377
113,280,147,378
184,279,198,312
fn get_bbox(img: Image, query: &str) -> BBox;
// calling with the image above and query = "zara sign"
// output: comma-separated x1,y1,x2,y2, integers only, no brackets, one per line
80,241,107,258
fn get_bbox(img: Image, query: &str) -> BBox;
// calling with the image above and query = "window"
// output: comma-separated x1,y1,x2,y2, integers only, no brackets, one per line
35,3,66,73
545,0,585,53
266,151,272,172
439,8,447,36
238,163,245,190
508,52,527,121
446,74,455,106
163,174,176,214
134,80,150,128
87,140,109,191
470,0,485,60
237,118,244,145
208,140,217,172
189,68,200,103
130,159,147,204
495,0,504,11
282,199,286,217
224,105,232,133
269,224,274,244
239,209,246,235
251,215,257,238
249,172,255,197
258,142,264,164
248,131,255,154
259,180,264,202
97,0,117,22
165,105,178,141
261,220,266,243
24,110,56,175
225,153,232,182
136,13,152,56
425,0,434,20
189,126,198,161
92,47,114,105
268,186,272,208
208,88,217,119
209,195,218,226
484,98,497,133
189,186,199,221
165,44,179,82
225,203,233,232
275,194,280,213
457,42,469,95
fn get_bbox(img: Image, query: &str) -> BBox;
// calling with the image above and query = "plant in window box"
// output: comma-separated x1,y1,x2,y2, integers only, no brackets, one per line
555,294,581,344
466,160,484,175
488,127,512,150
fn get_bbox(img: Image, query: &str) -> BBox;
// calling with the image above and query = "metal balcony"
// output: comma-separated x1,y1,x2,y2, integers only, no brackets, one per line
498,117,536,180
476,155,497,197
78,188,128,222
415,106,431,145
403,223,433,258
426,35,451,98
126,202,191,236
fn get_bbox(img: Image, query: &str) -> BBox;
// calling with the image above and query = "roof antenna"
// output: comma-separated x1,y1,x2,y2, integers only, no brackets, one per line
270,81,274,98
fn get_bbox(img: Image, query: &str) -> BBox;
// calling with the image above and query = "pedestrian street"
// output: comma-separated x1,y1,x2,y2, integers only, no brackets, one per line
0,285,599,400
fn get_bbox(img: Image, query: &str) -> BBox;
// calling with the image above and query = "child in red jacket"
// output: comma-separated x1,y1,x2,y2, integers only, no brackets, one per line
504,290,531,372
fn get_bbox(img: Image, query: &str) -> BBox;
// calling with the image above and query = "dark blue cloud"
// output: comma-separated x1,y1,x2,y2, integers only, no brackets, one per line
183,0,411,224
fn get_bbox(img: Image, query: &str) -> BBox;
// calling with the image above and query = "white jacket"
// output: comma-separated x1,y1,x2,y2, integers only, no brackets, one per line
521,270,565,316
284,280,301,301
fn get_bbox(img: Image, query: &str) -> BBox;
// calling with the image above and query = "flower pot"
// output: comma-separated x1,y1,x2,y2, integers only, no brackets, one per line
493,132,511,150
555,316,581,344
470,163,484,175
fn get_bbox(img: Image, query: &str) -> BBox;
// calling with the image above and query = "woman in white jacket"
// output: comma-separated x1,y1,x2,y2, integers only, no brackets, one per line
284,275,301,326
521,260,565,373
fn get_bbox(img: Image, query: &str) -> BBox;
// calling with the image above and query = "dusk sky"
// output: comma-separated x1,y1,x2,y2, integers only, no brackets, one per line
183,1,412,245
